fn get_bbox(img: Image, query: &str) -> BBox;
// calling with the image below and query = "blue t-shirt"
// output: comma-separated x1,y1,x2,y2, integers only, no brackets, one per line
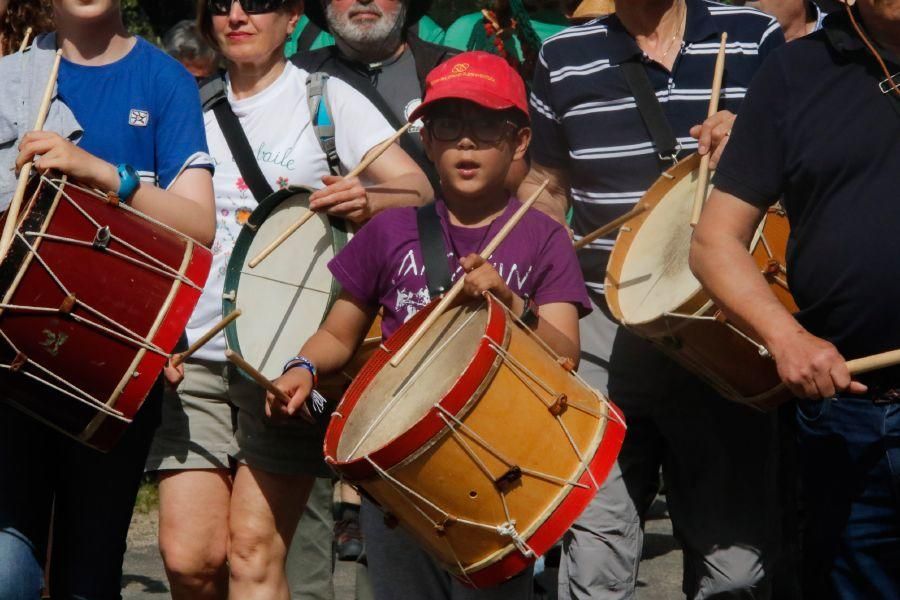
58,37,211,189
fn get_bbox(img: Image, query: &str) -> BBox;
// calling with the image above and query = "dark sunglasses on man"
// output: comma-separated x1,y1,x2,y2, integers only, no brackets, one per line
425,116,520,144
207,0,287,15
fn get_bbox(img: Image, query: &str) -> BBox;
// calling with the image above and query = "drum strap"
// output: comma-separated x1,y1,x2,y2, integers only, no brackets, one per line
416,203,452,298
200,74,274,202
620,61,680,163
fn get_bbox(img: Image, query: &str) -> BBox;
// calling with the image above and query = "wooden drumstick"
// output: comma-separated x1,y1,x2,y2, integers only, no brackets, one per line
19,27,33,53
690,32,728,227
170,310,242,368
389,179,551,368
846,349,900,377
0,49,63,262
225,349,292,404
574,203,648,251
248,123,413,269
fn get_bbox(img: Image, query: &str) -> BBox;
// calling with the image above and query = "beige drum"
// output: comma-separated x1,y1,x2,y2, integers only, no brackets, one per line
605,153,797,408
325,296,626,587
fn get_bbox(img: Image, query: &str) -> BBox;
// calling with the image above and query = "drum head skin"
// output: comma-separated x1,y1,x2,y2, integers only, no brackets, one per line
337,302,489,461
613,156,709,325
223,188,348,380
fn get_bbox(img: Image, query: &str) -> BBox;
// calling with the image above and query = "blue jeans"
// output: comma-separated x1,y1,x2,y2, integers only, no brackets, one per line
0,383,162,600
796,396,900,599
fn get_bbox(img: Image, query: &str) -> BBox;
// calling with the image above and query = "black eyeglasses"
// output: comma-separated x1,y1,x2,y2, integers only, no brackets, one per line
207,0,286,15
425,116,518,144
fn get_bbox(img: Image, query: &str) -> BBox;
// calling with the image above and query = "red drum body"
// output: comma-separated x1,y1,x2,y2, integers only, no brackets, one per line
0,176,211,451
325,296,625,587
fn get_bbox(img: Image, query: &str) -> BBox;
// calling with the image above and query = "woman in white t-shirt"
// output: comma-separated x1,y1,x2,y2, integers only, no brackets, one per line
145,1,432,597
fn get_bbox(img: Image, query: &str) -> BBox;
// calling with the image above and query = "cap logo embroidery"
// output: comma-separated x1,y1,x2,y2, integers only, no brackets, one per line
452,63,470,74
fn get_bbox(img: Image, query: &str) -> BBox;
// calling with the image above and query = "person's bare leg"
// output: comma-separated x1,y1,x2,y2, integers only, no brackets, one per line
158,469,232,600
228,464,314,600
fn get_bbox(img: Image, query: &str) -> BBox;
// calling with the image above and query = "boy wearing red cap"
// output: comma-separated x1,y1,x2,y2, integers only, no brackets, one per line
270,51,590,598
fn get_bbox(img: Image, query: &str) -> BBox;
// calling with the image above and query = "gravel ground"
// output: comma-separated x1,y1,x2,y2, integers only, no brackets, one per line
122,497,681,599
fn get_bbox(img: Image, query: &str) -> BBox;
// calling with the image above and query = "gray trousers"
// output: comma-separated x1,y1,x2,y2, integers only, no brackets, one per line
286,477,335,600
360,498,534,600
560,303,779,600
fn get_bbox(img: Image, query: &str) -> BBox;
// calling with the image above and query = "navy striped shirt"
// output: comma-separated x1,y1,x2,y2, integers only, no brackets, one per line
530,0,783,300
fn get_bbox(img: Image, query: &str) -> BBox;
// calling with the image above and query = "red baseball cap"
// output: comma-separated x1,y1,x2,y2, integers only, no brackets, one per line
408,51,529,123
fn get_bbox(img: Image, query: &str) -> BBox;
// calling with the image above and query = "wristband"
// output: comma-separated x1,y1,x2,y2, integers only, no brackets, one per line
116,163,140,203
282,355,318,387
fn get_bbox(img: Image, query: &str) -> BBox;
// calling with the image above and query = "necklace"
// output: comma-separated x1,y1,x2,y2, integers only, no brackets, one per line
649,1,686,64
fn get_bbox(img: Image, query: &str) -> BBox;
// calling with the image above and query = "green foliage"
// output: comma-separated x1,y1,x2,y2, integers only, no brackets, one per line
121,0,157,43
134,478,160,515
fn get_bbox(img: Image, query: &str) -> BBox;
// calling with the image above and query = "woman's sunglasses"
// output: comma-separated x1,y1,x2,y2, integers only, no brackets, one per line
207,0,287,15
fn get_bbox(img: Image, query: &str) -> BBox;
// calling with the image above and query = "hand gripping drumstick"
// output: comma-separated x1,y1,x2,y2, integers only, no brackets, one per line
170,309,242,368
248,123,413,269
19,27,33,53
225,348,292,404
389,179,551,368
690,32,728,227
574,203,648,251
0,49,63,262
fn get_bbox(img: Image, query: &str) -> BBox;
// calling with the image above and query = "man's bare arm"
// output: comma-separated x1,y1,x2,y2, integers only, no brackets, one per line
518,161,570,226
690,190,865,398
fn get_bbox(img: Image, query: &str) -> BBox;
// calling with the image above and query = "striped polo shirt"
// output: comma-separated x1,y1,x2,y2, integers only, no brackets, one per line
530,0,783,301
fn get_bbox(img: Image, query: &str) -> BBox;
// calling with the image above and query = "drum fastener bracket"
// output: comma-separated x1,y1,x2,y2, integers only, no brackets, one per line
549,393,569,416
434,516,458,536
557,357,576,372
10,352,27,372
764,260,780,276
222,291,236,302
494,465,523,492
59,294,77,314
93,226,112,250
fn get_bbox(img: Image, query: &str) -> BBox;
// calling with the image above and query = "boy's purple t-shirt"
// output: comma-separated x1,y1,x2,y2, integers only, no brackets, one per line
328,198,591,339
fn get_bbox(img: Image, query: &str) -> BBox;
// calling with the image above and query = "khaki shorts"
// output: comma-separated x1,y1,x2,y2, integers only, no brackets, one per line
145,359,329,477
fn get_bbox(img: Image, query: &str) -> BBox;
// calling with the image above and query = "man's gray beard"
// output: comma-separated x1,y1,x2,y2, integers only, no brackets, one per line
327,1,407,60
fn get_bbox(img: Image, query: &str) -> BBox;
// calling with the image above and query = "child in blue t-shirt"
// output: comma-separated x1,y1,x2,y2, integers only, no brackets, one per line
0,1,215,597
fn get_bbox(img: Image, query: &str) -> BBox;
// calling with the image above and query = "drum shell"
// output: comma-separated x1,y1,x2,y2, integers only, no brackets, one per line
325,297,625,587
0,176,211,450
605,154,795,409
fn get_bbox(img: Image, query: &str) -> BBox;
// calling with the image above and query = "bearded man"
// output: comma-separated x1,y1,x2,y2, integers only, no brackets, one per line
293,0,456,188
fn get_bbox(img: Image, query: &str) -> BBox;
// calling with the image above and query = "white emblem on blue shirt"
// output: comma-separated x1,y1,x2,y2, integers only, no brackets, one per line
129,109,150,127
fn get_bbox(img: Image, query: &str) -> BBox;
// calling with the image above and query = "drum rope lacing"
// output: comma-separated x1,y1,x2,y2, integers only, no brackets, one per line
0,175,205,417
352,296,625,573
39,177,202,290
0,329,130,420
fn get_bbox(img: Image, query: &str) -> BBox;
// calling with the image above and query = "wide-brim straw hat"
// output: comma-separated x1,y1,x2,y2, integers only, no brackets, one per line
571,0,615,20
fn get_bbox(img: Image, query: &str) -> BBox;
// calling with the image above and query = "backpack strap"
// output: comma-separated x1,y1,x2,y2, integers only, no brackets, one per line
200,73,273,201
416,203,452,298
306,72,343,177
296,20,323,53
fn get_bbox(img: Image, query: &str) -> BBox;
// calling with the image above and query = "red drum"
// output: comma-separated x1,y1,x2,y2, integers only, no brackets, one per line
325,296,625,587
0,176,211,451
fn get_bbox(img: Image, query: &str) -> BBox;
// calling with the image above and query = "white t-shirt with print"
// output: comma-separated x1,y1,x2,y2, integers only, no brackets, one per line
187,62,395,361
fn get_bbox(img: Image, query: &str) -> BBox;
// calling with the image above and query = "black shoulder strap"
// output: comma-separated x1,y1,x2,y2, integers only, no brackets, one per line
407,34,459,89
620,60,680,162
416,203,452,298
296,20,323,53
200,74,273,201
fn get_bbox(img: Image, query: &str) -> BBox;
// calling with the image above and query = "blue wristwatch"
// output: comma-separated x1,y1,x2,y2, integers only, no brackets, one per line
116,163,139,202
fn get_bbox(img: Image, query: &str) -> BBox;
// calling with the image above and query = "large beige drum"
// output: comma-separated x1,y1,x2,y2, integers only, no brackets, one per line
325,296,626,587
605,154,797,408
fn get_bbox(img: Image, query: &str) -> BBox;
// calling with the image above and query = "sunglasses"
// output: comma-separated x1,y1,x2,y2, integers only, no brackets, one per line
425,116,519,144
207,0,287,15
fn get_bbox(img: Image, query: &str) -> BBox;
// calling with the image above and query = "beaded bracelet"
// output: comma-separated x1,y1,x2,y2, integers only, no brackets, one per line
282,355,318,388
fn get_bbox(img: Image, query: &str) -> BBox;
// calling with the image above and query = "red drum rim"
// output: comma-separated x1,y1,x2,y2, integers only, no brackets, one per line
324,296,507,480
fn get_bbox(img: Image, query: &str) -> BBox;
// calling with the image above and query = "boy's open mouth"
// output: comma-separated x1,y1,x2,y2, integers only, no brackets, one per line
455,159,481,179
